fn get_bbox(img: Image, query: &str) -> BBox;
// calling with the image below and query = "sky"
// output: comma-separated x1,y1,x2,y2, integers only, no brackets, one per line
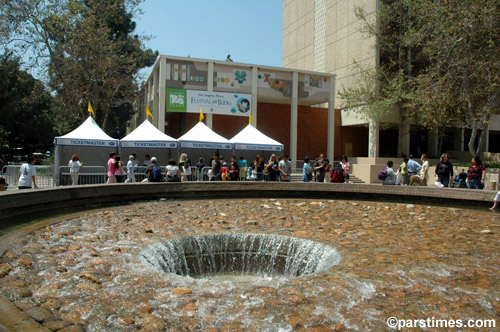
134,0,283,78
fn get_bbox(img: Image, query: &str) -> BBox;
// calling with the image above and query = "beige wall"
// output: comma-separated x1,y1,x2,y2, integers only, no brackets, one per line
283,0,378,108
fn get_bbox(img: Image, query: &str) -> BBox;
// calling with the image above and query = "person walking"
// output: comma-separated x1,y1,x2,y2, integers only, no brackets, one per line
106,152,116,184
68,154,82,185
435,153,453,187
125,155,136,183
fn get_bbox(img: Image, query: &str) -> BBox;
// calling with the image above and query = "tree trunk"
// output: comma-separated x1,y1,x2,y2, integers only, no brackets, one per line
468,121,478,156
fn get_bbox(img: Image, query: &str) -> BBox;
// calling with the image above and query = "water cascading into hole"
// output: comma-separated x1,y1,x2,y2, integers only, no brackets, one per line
140,234,341,278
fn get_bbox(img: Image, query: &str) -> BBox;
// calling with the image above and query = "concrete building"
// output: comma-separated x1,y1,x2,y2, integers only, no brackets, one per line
282,0,500,159
131,55,337,166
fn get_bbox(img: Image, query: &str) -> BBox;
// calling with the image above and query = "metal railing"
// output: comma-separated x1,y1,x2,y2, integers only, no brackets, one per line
2,165,54,188
58,166,107,185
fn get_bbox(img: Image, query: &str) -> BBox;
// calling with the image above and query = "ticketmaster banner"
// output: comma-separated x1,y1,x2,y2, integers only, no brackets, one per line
120,141,178,149
55,138,118,147
180,141,233,150
167,88,251,117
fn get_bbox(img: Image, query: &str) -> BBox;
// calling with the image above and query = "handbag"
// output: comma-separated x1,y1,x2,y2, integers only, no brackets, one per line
183,166,192,176
251,169,257,180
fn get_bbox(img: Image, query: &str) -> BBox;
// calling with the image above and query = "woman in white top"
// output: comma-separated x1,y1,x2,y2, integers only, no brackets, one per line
165,159,180,182
411,154,429,186
68,154,82,185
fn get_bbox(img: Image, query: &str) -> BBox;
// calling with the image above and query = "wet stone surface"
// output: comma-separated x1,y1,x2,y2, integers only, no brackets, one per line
0,199,499,331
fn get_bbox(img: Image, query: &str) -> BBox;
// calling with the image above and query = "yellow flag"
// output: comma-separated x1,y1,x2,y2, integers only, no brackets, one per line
146,106,153,119
249,114,253,125
88,102,95,118
199,108,204,121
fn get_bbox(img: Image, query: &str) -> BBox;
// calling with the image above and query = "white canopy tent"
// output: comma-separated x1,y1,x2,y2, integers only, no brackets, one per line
230,124,284,162
54,117,118,184
120,119,178,166
177,121,233,163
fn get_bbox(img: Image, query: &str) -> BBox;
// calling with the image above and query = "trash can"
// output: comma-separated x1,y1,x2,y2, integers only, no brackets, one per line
488,180,497,191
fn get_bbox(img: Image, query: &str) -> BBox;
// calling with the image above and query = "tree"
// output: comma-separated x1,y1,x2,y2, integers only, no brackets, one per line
411,0,500,156
0,0,157,137
340,0,500,157
338,0,428,157
0,52,55,155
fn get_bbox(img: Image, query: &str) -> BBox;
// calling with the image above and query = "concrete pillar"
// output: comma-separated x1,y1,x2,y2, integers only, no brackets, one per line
327,76,336,160
206,62,214,129
158,56,167,133
399,122,410,157
427,128,439,157
152,65,159,128
368,118,379,157
251,66,258,127
290,71,299,167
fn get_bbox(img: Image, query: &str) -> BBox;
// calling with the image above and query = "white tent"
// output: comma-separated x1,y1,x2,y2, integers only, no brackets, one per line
54,117,118,184
230,124,283,152
229,124,284,162
177,121,233,163
120,119,178,165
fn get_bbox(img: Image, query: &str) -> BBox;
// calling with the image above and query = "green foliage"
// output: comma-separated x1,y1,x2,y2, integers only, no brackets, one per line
341,0,500,156
1,0,158,138
0,53,55,154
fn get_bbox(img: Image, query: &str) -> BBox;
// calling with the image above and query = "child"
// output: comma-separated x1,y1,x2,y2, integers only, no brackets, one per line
221,162,229,181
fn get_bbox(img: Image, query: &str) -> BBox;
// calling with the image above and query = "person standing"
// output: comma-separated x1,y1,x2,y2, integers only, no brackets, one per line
279,154,292,182
313,154,327,182
407,154,422,178
179,153,190,182
238,156,248,181
196,158,205,181
114,156,124,183
467,155,485,189
302,156,313,182
228,156,240,181
211,153,222,181
18,156,37,189
410,154,429,186
125,155,136,183
68,154,82,185
106,152,116,184
251,155,265,181
143,155,152,167
434,153,453,187
266,154,280,182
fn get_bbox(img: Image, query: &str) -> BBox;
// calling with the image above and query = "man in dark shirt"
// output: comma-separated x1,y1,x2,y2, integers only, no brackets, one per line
211,153,222,181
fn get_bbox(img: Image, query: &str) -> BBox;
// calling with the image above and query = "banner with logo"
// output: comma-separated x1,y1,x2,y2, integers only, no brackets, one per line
167,88,251,117
55,138,118,148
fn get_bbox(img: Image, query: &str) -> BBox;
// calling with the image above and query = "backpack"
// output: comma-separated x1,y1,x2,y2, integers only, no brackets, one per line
152,165,162,182
331,168,345,183
378,168,388,180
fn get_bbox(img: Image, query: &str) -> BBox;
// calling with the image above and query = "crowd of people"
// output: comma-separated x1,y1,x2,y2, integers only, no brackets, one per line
9,151,500,210
377,153,491,190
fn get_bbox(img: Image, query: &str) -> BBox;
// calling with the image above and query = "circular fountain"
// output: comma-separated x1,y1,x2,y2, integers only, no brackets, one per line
141,234,340,278
0,196,499,331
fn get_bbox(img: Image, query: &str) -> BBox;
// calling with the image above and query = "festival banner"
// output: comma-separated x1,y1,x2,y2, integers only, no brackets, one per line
166,89,251,117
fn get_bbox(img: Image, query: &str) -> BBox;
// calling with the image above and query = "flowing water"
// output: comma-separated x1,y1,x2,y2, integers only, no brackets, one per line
0,199,498,331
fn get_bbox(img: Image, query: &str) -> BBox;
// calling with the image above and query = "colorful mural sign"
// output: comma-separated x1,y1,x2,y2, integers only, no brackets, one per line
166,89,251,117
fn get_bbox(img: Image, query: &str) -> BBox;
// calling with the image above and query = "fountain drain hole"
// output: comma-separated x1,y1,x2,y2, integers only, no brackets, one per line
140,234,341,278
